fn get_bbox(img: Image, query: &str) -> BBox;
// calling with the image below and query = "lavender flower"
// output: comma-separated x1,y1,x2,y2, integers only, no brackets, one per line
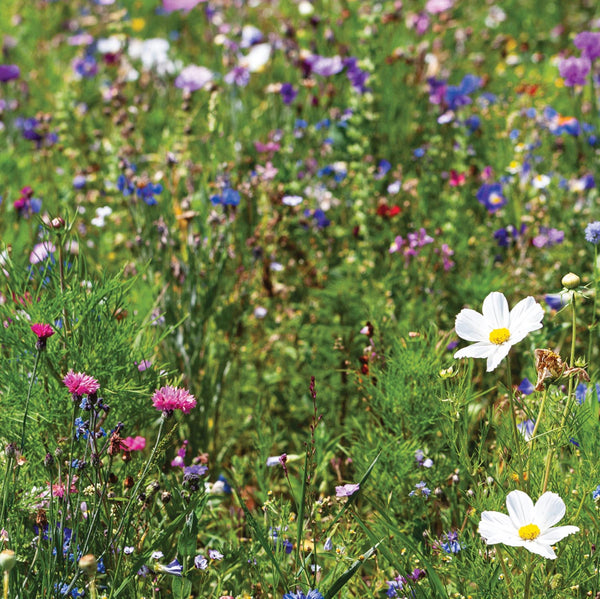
574,31,600,61
559,56,591,86
585,221,600,244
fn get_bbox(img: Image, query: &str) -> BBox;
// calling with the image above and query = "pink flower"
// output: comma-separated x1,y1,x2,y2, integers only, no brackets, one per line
174,65,213,92
335,483,360,498
63,370,100,396
162,0,204,12
152,386,196,414
122,436,146,451
31,323,54,340
425,0,454,13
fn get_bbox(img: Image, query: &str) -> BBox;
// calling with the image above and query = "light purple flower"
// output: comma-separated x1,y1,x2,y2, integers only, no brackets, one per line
425,0,454,14
174,65,213,92
30,242,56,265
194,554,208,569
335,483,360,498
306,55,344,77
574,31,600,61
559,56,591,86
162,0,204,12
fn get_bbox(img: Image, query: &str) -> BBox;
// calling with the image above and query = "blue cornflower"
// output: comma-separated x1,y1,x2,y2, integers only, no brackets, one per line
477,183,506,212
136,182,162,206
409,481,431,498
386,575,406,598
585,221,600,244
576,383,588,405
593,485,600,501
117,174,135,196
518,378,535,395
517,419,535,441
211,187,240,207
283,590,324,599
441,531,462,554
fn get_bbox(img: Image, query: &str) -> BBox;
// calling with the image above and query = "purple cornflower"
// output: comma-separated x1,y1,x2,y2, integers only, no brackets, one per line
559,56,591,86
409,481,431,498
280,83,298,105
494,223,526,247
72,56,98,79
445,74,481,111
476,183,506,212
335,483,359,498
174,65,213,92
0,64,20,82
305,55,344,77
224,66,250,87
437,243,455,271
532,227,564,248
585,221,600,244
574,32,600,61
344,57,369,93
183,464,208,492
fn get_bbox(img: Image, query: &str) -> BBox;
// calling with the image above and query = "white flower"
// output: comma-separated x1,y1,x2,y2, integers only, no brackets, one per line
479,490,579,559
453,291,543,371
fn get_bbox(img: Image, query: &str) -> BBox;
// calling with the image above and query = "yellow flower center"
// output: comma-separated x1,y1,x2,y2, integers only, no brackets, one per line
489,327,510,345
518,523,540,540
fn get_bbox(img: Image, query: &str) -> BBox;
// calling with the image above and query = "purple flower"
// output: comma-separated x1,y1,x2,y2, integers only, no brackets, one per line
386,575,406,598
72,56,98,79
532,227,564,248
224,66,250,87
194,554,208,569
476,183,506,212
445,74,481,110
162,0,204,12
585,221,600,244
154,558,183,576
0,64,20,82
283,590,324,599
305,55,344,77
409,481,431,498
518,378,535,395
559,56,591,86
335,483,359,498
440,531,461,554
280,83,298,105
425,0,454,13
574,31,600,61
175,65,213,92
183,464,208,492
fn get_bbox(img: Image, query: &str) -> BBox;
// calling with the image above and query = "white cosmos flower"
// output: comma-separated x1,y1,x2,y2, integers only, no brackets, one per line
453,291,544,372
479,490,579,559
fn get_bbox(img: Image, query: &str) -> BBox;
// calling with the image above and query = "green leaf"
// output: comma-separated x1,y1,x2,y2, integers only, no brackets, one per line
171,576,192,599
177,510,199,557
324,542,380,599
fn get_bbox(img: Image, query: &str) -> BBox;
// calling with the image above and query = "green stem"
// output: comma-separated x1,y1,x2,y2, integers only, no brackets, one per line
3,570,7,599
20,350,42,453
495,546,514,599
506,359,524,485
543,292,578,493
588,245,598,364
527,387,548,489
523,552,534,599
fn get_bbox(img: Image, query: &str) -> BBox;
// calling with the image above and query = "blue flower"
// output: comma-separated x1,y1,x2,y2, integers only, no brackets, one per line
155,558,183,576
283,590,324,599
409,481,431,498
518,378,534,395
593,485,600,501
136,182,162,206
585,221,600,244
477,183,506,212
575,383,587,405
441,531,462,554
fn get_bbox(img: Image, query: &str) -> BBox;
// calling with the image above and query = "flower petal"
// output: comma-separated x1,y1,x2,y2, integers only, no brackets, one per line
537,525,579,545
524,540,557,559
455,309,489,342
482,292,509,329
533,492,565,529
508,296,544,344
478,511,518,544
454,341,494,360
506,490,534,529
486,343,512,372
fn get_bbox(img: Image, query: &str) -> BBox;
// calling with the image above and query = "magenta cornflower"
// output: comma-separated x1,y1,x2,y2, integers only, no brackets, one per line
31,323,55,350
152,386,197,414
63,370,100,396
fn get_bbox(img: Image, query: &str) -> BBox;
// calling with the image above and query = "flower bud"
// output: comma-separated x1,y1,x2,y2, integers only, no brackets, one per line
561,272,581,289
79,554,97,577
0,550,16,572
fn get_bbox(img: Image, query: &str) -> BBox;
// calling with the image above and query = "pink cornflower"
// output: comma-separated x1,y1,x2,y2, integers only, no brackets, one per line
122,436,146,451
63,370,100,396
31,323,55,350
152,386,197,414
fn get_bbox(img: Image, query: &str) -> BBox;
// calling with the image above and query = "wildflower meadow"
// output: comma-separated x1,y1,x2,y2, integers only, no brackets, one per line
3,0,600,597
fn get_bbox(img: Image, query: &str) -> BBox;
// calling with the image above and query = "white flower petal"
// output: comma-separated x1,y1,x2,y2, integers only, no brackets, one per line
485,343,511,371
525,540,557,559
506,490,534,529
508,296,544,344
478,511,517,544
537,525,579,545
454,341,494,360
455,309,489,342
482,292,509,329
533,492,565,529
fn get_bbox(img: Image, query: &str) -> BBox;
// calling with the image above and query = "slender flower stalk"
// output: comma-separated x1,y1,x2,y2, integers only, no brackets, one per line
505,359,525,486
20,350,41,453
